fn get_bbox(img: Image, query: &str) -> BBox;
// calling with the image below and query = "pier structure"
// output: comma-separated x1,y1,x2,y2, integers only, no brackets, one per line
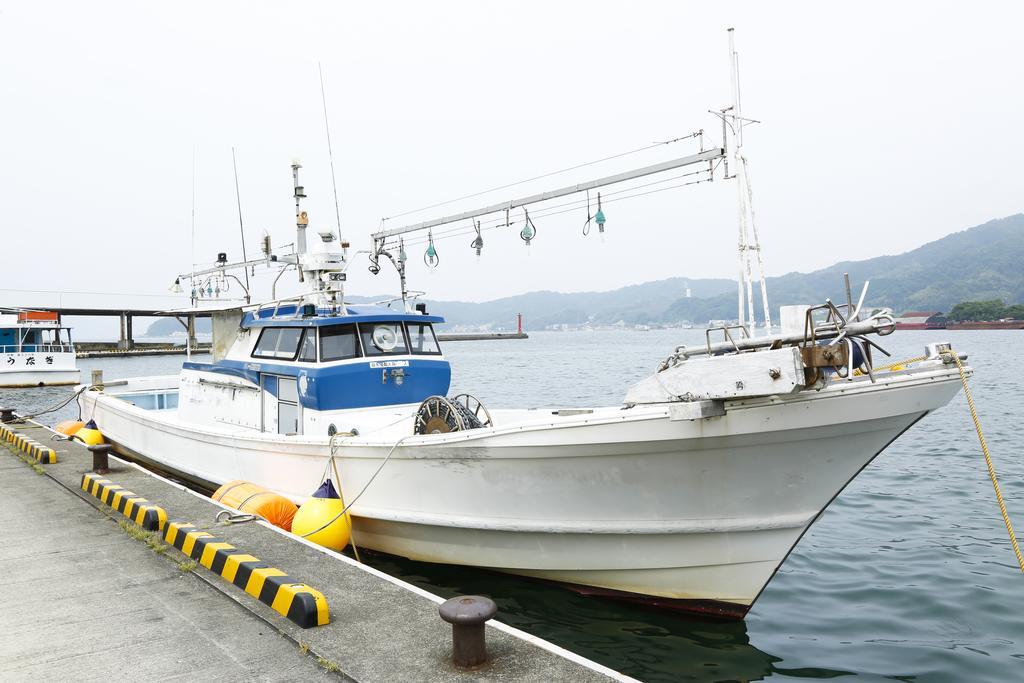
0,416,627,682
16,306,210,352
13,306,527,357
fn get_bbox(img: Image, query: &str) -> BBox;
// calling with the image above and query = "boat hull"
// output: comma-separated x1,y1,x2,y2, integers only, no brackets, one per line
79,366,964,616
0,368,80,388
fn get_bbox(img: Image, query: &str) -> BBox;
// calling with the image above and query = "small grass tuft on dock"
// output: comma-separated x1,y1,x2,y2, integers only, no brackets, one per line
116,519,168,554
316,657,341,673
2,442,46,474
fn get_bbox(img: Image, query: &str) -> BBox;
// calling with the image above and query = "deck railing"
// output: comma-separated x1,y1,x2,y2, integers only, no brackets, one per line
0,344,75,354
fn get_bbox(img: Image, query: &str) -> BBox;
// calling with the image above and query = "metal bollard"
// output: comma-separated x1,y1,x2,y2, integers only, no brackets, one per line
438,595,497,668
0,407,14,423
88,444,112,474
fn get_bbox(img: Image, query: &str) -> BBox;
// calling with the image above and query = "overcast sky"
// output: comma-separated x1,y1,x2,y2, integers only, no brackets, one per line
2,1,1022,320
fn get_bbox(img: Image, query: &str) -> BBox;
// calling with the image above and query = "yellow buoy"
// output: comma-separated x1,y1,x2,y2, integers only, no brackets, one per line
292,498,351,551
73,419,104,446
55,420,85,437
291,479,351,551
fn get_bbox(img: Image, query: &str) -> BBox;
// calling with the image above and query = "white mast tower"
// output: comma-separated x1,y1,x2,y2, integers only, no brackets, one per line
724,28,772,334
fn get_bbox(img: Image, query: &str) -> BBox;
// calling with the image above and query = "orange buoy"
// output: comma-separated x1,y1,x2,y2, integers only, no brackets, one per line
55,420,85,437
212,480,298,532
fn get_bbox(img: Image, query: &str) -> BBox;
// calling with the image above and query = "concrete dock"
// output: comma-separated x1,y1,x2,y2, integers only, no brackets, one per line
0,455,332,679
76,342,212,358
0,419,628,682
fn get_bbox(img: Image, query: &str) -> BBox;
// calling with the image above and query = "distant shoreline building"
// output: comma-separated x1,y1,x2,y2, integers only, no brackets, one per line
894,311,946,330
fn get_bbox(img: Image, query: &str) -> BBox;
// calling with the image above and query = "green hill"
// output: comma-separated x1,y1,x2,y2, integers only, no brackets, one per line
145,213,1024,333
720,212,1024,319
659,214,1024,325
433,213,1024,329
423,277,736,329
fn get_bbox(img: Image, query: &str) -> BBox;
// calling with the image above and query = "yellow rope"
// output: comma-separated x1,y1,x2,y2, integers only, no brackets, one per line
853,355,927,376
948,351,1024,572
331,455,362,564
878,355,927,372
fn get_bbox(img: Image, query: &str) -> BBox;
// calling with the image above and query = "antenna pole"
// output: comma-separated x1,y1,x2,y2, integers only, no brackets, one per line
231,147,251,303
188,148,196,361
728,28,750,331
726,28,771,334
318,63,345,258
744,157,772,330
292,160,307,282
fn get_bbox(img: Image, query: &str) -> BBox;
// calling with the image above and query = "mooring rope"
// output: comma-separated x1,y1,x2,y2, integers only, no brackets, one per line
329,454,361,563
16,385,92,421
300,435,412,544
874,355,927,372
948,351,1024,572
852,354,928,377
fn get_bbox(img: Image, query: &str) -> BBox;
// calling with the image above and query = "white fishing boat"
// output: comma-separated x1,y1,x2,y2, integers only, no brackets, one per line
77,32,969,618
0,310,80,388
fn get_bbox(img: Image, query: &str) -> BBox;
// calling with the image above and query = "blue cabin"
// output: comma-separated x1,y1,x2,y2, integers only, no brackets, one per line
181,304,451,433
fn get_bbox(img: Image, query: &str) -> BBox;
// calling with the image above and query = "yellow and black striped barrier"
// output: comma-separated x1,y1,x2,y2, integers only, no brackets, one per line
1,425,57,464
80,473,168,532
163,521,330,629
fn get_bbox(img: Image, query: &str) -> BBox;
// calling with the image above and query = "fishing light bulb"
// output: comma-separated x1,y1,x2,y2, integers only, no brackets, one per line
520,224,535,247
399,244,407,263
471,235,484,258
425,243,438,267
595,208,606,232
170,277,183,294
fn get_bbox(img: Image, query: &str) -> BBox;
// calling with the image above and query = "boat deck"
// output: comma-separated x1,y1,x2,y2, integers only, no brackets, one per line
100,374,664,442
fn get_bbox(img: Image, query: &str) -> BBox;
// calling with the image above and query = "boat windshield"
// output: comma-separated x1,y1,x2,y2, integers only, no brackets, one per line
255,321,443,363
320,324,360,362
358,322,409,356
252,327,303,360
406,322,441,355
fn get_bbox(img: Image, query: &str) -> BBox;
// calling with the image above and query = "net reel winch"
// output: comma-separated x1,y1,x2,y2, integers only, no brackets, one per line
414,394,493,435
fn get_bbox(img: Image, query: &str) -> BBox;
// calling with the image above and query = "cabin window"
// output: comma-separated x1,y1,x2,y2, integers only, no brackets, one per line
406,323,441,355
297,329,318,362
252,327,303,360
320,324,361,362
279,375,299,403
260,374,301,435
279,402,299,435
359,322,408,356
270,375,300,435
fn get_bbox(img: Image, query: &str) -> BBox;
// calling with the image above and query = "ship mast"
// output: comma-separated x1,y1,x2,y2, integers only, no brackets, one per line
724,28,771,334
368,30,770,334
